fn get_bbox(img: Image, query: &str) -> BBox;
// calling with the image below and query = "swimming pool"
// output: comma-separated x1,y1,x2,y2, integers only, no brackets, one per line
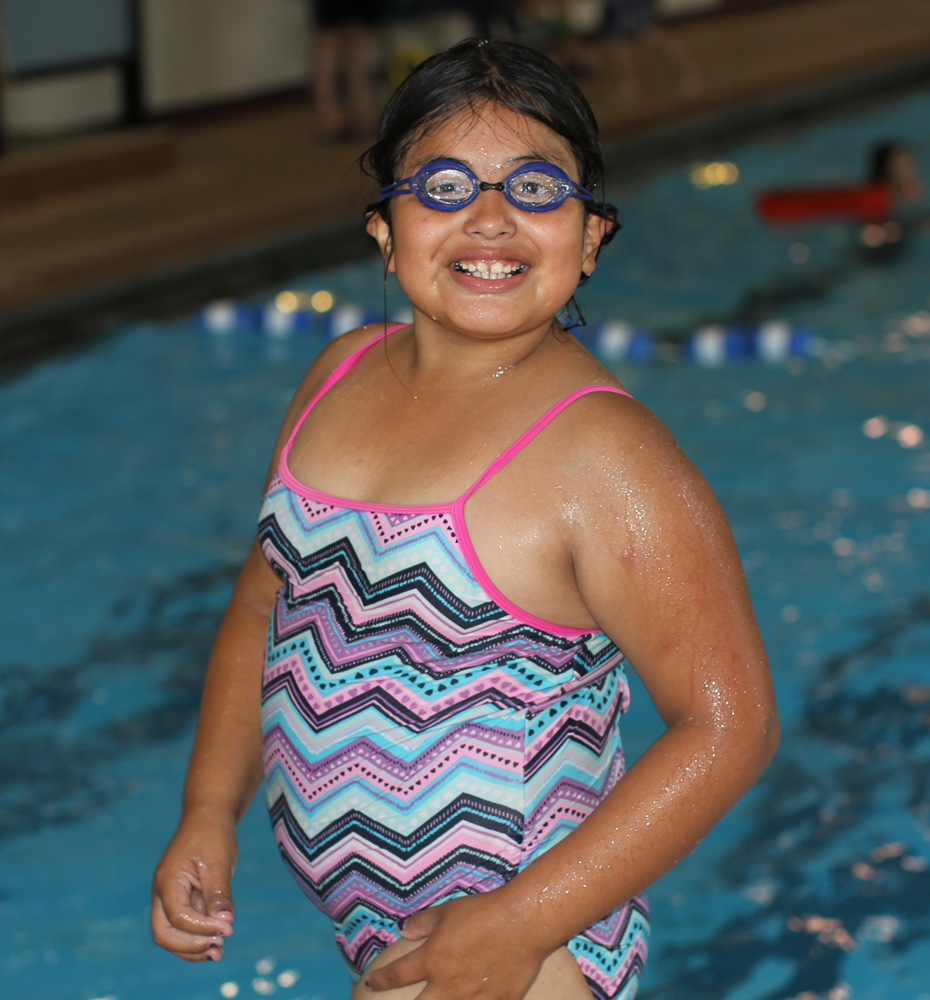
1,84,929,1000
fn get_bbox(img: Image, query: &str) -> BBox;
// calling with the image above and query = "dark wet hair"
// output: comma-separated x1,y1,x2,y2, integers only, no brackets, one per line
361,37,619,262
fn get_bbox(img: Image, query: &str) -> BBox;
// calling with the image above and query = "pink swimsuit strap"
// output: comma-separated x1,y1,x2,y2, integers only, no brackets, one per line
280,324,407,462
462,383,633,501
281,324,633,495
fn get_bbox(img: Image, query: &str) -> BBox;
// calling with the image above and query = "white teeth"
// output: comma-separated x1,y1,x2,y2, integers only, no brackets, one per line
454,261,526,279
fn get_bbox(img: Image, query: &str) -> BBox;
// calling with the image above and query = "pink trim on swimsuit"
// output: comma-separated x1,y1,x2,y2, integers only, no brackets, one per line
278,324,632,637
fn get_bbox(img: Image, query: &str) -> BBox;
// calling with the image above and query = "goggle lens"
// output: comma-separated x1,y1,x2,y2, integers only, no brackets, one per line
508,168,570,208
421,167,476,207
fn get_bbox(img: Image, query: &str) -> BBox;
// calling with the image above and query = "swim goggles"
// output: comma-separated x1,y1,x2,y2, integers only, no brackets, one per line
377,159,594,213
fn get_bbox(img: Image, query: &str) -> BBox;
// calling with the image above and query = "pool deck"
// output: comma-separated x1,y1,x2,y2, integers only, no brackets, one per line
3,0,930,364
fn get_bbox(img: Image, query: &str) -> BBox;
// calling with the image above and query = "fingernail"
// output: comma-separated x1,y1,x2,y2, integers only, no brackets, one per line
206,954,216,962
396,915,407,931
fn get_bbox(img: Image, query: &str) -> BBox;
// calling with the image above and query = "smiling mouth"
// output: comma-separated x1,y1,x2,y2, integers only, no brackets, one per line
453,261,527,280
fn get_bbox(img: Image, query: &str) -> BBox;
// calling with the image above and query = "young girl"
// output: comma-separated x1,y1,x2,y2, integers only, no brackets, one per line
152,38,778,1000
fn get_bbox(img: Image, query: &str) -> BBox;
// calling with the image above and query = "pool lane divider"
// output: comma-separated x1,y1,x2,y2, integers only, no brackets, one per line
197,301,816,365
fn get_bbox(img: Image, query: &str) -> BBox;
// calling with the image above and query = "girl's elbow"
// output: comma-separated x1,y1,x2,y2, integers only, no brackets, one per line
730,700,780,780
761,705,781,766
740,702,780,780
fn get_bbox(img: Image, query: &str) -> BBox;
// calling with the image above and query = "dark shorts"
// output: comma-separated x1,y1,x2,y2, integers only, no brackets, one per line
311,0,384,29
602,0,655,36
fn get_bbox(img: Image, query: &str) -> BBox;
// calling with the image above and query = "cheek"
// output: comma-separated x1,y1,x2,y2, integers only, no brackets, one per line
391,211,453,263
391,239,446,299
542,208,589,250
537,219,590,274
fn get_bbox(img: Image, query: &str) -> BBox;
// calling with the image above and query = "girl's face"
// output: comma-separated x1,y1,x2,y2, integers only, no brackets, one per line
367,103,609,344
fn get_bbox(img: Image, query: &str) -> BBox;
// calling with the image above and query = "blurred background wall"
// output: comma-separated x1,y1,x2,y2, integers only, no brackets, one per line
0,0,727,142
2,0,134,135
1,0,311,135
141,0,307,113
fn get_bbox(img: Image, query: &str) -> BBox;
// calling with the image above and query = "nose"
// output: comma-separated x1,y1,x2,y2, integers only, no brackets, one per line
464,187,516,238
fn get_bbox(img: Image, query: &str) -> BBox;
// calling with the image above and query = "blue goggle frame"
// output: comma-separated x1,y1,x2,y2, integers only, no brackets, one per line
377,159,595,213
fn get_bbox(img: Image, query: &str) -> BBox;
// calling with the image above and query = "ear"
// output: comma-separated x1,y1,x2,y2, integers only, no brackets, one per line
366,210,395,273
581,212,612,277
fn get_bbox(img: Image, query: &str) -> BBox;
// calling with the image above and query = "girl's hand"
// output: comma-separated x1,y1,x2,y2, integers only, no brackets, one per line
151,810,238,962
364,893,548,1000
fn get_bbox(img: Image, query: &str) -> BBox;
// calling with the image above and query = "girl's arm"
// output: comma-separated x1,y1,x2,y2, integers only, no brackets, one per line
366,395,779,998
151,326,381,962
150,539,281,962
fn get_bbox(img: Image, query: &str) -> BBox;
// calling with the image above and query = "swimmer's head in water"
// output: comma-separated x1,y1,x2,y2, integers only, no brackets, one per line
361,37,618,261
869,142,922,200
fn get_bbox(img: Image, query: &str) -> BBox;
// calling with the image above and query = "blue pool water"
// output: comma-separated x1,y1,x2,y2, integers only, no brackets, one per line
2,86,930,1000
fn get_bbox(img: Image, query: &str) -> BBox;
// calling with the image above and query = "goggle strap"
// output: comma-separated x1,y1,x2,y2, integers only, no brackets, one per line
376,179,410,202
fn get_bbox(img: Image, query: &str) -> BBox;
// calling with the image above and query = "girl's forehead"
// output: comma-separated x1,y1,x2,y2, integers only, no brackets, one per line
401,105,577,174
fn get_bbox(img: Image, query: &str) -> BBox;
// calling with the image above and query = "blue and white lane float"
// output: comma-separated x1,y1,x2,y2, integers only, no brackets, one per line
198,300,816,364
198,301,383,339
680,321,815,365
586,321,657,364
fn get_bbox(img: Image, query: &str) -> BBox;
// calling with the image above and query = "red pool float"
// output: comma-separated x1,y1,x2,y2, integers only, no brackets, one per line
757,183,893,223
756,142,920,224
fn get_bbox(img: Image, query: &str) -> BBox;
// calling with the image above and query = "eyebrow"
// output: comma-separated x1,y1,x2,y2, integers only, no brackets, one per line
407,152,573,175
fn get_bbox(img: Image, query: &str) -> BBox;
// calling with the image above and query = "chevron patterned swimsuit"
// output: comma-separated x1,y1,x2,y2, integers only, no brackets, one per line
259,330,649,1000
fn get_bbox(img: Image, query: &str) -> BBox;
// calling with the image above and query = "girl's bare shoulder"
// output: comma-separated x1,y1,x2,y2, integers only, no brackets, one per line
262,324,389,482
289,323,388,411
541,382,700,499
